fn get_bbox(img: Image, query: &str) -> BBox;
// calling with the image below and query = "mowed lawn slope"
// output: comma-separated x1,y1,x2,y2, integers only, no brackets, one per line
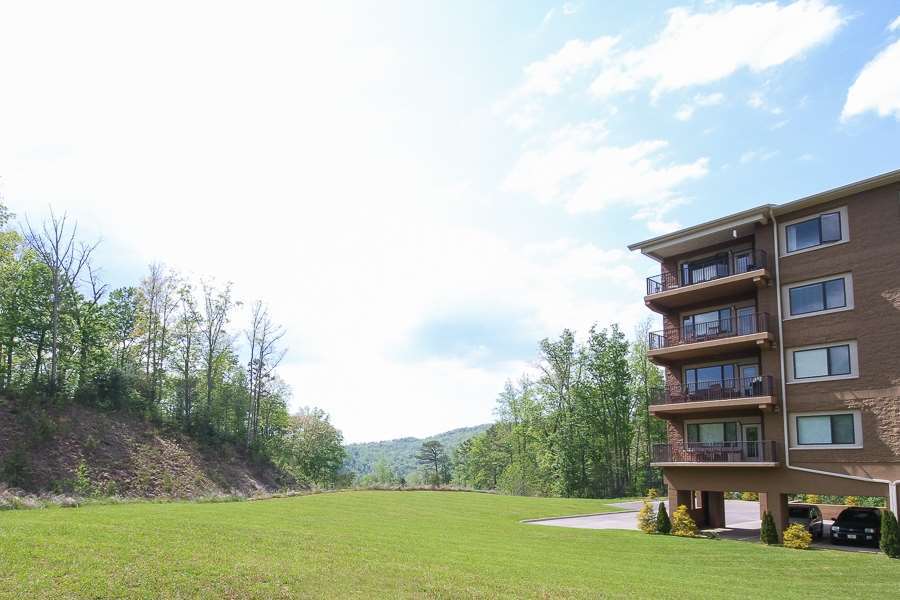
1,491,897,598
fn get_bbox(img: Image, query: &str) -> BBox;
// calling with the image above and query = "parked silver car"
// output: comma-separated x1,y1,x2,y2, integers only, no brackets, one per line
788,504,824,539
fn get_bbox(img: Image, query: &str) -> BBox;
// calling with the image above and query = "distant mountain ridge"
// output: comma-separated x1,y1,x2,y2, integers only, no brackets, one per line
343,424,491,479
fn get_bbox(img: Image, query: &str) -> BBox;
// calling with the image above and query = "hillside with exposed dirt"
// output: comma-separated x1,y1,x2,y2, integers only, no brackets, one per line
0,397,285,497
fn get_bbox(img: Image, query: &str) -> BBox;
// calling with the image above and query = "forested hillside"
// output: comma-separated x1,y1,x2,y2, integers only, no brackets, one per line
0,203,345,494
343,424,490,480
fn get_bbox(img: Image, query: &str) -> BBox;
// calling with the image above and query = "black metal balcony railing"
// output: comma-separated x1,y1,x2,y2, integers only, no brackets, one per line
648,312,771,350
651,441,777,464
646,249,768,295
651,375,774,405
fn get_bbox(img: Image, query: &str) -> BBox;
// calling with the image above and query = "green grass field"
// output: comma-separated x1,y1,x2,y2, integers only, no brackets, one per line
0,491,896,598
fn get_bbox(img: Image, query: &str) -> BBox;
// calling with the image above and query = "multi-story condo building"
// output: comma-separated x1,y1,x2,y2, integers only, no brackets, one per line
628,169,900,537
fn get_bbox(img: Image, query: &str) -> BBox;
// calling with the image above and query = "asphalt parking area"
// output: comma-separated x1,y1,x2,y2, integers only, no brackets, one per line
526,499,880,553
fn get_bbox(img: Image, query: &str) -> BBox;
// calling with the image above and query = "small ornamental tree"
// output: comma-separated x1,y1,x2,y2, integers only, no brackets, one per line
782,523,812,549
880,509,900,558
740,491,759,502
656,502,672,534
670,504,698,537
760,511,779,545
637,500,657,533
647,488,659,500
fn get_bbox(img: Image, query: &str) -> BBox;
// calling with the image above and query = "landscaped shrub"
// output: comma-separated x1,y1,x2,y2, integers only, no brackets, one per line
637,500,657,533
845,496,859,506
880,509,900,558
760,511,779,545
646,488,659,499
656,502,671,534
740,491,759,502
805,494,821,504
670,504,698,537
782,523,812,549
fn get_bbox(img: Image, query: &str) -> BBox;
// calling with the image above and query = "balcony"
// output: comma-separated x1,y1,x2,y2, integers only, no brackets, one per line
650,376,776,415
644,249,770,311
651,441,778,467
647,312,775,364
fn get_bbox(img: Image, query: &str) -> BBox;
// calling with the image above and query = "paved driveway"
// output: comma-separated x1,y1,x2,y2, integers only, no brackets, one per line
525,499,760,530
526,499,877,553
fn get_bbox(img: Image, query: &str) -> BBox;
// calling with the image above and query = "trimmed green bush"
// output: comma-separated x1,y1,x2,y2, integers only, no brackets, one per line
880,509,900,558
637,500,657,533
760,511,779,545
656,502,671,534
671,504,698,537
782,524,812,549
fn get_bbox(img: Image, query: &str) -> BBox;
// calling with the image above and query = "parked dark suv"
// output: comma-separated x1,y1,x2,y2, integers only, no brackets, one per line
788,504,824,539
830,507,881,546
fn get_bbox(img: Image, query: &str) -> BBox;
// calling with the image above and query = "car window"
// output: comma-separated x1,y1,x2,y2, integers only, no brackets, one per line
788,507,809,518
839,509,879,524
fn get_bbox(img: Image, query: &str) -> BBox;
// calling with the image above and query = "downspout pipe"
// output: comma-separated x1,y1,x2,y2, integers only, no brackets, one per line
769,208,895,515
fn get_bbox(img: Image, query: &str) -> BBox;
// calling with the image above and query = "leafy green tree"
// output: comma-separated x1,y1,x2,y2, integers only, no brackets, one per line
276,407,345,487
416,440,449,485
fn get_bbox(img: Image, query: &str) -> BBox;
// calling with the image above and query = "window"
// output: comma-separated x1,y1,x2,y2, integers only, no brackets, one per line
795,413,858,446
782,207,848,255
787,341,858,383
684,364,735,392
686,421,738,444
793,345,850,379
681,254,729,285
783,273,853,319
682,308,732,339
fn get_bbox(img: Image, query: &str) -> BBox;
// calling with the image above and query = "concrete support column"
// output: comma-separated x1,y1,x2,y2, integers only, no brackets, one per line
759,491,789,539
668,487,692,517
705,491,726,529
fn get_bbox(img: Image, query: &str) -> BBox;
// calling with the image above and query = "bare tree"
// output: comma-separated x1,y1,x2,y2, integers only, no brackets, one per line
22,210,98,393
245,300,286,447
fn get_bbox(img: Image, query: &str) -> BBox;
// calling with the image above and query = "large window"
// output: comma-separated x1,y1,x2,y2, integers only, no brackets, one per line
686,421,738,444
790,279,845,315
684,364,735,391
793,345,850,379
792,412,861,448
782,207,848,255
682,308,731,339
787,341,858,383
784,273,853,319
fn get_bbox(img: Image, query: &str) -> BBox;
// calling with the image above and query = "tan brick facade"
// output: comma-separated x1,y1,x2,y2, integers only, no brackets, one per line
630,171,900,533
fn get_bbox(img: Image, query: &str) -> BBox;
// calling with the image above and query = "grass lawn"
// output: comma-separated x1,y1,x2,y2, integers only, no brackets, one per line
0,491,896,598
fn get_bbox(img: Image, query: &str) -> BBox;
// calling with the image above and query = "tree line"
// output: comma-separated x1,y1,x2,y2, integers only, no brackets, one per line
0,203,344,488
451,324,666,498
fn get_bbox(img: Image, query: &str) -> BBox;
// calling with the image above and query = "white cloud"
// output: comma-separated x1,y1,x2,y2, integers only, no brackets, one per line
502,120,708,226
889,15,900,32
521,37,619,96
748,90,784,115
675,92,724,120
740,148,780,164
589,0,845,98
562,2,581,16
841,39,900,121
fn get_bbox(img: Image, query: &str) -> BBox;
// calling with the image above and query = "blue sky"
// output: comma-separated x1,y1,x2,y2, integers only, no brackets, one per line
2,1,899,442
